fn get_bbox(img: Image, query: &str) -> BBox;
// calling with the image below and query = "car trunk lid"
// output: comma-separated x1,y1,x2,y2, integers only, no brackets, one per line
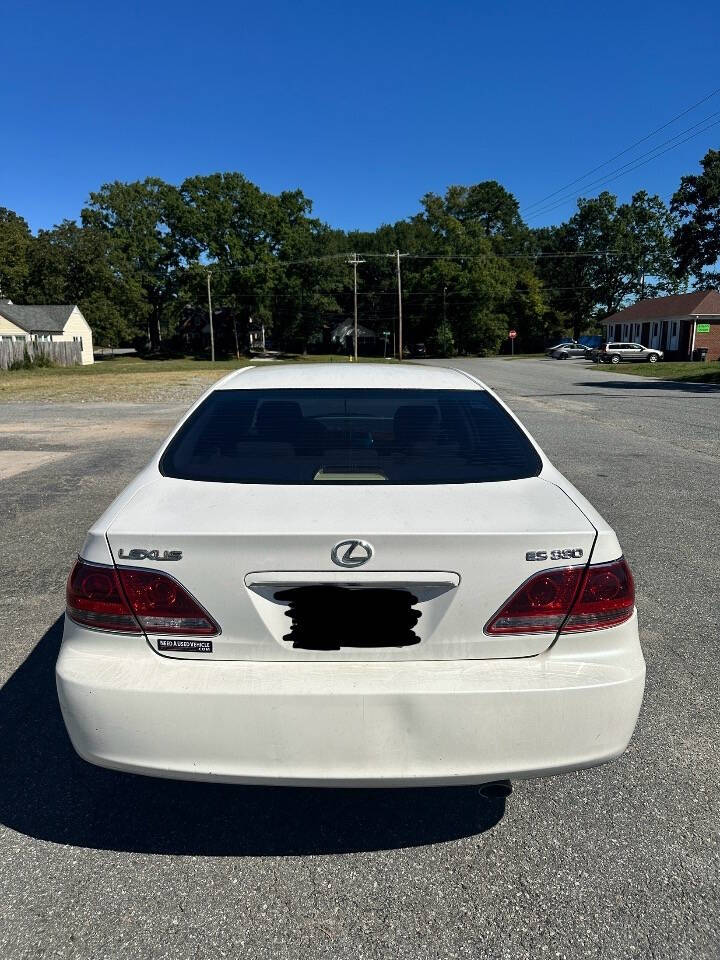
106,476,596,661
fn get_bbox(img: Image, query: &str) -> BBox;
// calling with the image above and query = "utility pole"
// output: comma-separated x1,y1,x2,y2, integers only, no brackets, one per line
206,271,215,362
396,249,404,361
346,253,365,360
387,250,408,361
640,252,646,301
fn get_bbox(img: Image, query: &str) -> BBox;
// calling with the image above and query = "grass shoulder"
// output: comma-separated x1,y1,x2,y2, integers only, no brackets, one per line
0,354,396,402
589,360,720,383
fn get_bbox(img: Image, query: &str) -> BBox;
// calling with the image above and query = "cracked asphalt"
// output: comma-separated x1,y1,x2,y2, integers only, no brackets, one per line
0,358,718,959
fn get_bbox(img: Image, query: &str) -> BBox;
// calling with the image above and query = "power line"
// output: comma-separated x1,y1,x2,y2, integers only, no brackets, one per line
526,114,720,222
354,251,630,260
200,283,595,302
521,85,720,214
525,113,720,221
211,250,642,278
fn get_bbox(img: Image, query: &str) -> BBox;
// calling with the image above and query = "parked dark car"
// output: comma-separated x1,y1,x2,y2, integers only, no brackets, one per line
594,342,663,364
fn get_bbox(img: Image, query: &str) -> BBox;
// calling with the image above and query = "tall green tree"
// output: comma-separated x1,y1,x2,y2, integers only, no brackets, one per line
409,185,531,353
534,190,680,336
616,190,681,299
82,178,180,345
671,148,720,285
172,173,322,349
26,219,143,347
428,182,524,239
0,208,32,300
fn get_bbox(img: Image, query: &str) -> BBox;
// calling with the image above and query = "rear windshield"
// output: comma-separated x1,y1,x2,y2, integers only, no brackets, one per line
160,388,542,485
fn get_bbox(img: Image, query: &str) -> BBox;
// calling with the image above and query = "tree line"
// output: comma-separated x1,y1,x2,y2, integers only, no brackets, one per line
1,149,718,356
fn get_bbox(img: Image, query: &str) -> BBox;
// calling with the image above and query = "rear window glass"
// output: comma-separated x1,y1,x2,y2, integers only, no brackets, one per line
160,388,542,485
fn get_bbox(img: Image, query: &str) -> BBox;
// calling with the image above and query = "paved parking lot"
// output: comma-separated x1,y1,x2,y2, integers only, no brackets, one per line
1,358,718,959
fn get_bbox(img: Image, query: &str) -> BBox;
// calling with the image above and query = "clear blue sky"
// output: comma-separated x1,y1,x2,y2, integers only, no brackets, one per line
2,0,719,235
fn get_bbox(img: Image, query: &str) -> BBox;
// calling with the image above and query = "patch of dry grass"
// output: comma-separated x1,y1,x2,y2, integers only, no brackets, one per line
0,354,387,403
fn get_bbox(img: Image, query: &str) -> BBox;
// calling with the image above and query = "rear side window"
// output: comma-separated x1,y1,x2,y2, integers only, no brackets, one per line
160,388,542,485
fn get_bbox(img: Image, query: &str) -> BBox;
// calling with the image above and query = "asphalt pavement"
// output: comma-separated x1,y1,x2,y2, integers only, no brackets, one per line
0,358,718,959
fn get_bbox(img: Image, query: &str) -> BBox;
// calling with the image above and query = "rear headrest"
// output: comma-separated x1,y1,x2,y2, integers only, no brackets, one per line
256,401,303,436
393,405,439,442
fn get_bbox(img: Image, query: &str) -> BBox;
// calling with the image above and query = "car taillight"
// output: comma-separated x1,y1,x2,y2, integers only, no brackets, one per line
485,557,635,636
66,558,141,633
562,557,635,632
117,567,219,635
66,558,219,636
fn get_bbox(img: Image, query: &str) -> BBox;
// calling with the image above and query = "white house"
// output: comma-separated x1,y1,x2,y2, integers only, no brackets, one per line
0,300,94,364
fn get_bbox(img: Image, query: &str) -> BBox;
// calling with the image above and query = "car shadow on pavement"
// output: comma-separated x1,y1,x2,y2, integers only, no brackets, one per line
0,618,505,855
576,378,720,393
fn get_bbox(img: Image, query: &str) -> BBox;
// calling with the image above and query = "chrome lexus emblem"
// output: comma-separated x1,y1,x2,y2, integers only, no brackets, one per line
117,548,183,561
331,539,374,568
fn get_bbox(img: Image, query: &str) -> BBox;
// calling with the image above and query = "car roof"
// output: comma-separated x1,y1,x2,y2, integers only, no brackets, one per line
216,362,485,391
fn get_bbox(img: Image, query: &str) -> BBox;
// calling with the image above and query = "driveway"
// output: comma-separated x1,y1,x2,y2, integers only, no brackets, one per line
0,359,718,959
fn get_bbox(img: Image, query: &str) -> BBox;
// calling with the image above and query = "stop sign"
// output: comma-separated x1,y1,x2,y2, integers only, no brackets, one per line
508,330,517,339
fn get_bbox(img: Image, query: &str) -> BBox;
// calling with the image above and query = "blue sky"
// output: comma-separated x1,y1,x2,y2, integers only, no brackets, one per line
2,0,719,235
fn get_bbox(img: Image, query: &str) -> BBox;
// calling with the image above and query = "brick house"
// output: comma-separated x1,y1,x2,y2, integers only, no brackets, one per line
600,290,720,361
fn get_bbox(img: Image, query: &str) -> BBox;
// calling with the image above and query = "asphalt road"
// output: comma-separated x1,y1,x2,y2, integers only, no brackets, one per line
1,358,718,959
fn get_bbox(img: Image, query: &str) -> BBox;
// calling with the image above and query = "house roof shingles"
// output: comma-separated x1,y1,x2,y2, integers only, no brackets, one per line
0,302,76,333
603,290,720,325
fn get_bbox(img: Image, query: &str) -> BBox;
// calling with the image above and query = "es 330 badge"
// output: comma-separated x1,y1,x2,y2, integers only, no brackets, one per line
526,548,584,561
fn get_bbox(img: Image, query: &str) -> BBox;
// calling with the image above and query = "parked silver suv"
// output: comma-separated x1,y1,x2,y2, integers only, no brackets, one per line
596,342,663,364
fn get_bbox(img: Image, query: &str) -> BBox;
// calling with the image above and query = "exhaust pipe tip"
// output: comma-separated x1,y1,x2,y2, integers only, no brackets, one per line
478,779,513,800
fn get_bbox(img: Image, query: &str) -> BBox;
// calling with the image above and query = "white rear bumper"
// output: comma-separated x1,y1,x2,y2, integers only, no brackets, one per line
56,618,645,787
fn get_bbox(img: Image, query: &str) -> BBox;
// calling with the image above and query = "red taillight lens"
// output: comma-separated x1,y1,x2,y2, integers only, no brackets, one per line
66,559,219,636
485,567,584,635
66,558,141,633
562,557,634,632
484,557,635,636
117,568,219,636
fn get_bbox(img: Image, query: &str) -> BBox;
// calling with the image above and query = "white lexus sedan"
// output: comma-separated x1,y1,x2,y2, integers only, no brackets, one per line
56,363,645,787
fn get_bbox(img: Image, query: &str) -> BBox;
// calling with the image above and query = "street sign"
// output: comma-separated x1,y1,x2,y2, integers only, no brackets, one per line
697,323,710,333
508,330,517,339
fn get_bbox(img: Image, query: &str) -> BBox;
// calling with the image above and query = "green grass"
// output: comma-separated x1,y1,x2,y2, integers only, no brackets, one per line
590,360,720,384
2,352,390,377
7,355,252,376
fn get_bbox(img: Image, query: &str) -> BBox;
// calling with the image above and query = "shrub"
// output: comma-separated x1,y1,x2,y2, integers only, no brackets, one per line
7,347,55,371
432,323,455,358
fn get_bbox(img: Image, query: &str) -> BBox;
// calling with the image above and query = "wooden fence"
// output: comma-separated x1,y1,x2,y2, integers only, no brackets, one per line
0,340,82,371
